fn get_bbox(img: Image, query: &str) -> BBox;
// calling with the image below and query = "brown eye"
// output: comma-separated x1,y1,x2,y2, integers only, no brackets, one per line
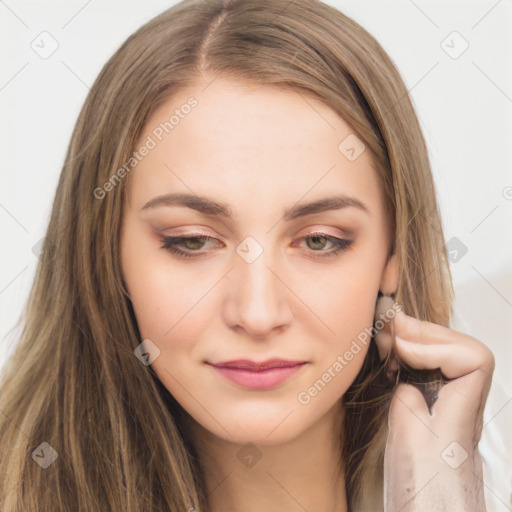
298,231,353,258
160,235,220,259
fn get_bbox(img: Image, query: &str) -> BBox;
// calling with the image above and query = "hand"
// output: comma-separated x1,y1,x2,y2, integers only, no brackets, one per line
374,297,495,512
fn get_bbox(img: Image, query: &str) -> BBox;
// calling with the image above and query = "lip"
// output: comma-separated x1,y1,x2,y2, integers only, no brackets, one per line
208,358,308,370
206,359,308,390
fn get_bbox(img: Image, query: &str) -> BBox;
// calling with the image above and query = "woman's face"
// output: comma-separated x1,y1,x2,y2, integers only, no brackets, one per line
120,77,397,445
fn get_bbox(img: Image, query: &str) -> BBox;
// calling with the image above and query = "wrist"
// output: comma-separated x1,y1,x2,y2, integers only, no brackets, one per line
384,448,487,511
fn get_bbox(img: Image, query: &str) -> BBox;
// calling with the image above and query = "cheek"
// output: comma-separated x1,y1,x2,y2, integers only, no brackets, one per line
293,285,374,409
292,252,380,340
123,251,212,403
125,262,208,351
293,255,380,387
121,226,205,348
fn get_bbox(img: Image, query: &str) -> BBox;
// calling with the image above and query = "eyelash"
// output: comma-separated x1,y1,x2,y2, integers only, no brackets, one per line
159,231,354,260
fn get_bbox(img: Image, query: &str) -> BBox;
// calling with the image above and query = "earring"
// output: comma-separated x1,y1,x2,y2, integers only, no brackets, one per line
373,292,396,361
373,292,401,383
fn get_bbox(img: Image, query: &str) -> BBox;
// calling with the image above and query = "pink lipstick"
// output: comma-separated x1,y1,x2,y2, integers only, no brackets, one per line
206,358,308,390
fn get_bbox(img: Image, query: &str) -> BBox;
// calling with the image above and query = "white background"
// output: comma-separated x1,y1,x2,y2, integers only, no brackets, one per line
1,0,511,509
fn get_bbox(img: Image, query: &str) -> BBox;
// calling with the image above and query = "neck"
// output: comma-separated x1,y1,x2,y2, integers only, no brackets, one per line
188,401,348,512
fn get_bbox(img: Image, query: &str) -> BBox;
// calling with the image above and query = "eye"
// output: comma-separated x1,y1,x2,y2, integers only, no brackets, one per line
294,231,354,258
159,231,354,259
160,233,219,259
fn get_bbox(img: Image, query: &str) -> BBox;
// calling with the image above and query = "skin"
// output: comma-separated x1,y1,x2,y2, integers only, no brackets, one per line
377,308,495,511
119,76,493,511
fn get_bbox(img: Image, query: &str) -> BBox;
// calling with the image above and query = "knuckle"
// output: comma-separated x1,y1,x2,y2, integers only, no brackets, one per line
480,345,495,372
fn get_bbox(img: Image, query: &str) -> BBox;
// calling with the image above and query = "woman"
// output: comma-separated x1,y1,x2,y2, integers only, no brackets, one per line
0,0,494,510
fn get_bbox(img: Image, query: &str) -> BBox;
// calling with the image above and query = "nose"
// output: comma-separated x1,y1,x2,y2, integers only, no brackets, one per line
222,245,293,339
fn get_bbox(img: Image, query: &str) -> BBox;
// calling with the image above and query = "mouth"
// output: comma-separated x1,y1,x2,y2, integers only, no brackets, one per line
205,359,308,389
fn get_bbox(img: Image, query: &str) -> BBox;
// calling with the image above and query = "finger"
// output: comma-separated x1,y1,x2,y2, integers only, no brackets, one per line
388,383,431,435
394,308,476,347
394,336,494,380
393,309,495,377
391,310,495,438
395,335,494,430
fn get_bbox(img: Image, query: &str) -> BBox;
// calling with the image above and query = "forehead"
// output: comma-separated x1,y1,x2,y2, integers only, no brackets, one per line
127,78,384,217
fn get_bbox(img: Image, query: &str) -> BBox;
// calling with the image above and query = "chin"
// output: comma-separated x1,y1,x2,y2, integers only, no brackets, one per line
197,410,312,446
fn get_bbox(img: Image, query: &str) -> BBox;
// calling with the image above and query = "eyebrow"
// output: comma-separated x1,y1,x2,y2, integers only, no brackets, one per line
141,193,370,220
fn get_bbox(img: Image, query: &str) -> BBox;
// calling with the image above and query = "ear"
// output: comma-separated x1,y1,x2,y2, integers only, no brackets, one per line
379,252,399,296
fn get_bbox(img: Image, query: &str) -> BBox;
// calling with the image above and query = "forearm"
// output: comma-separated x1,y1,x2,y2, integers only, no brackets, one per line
384,449,487,512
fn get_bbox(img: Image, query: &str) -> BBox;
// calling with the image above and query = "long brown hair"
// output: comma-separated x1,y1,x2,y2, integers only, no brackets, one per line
0,0,454,510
